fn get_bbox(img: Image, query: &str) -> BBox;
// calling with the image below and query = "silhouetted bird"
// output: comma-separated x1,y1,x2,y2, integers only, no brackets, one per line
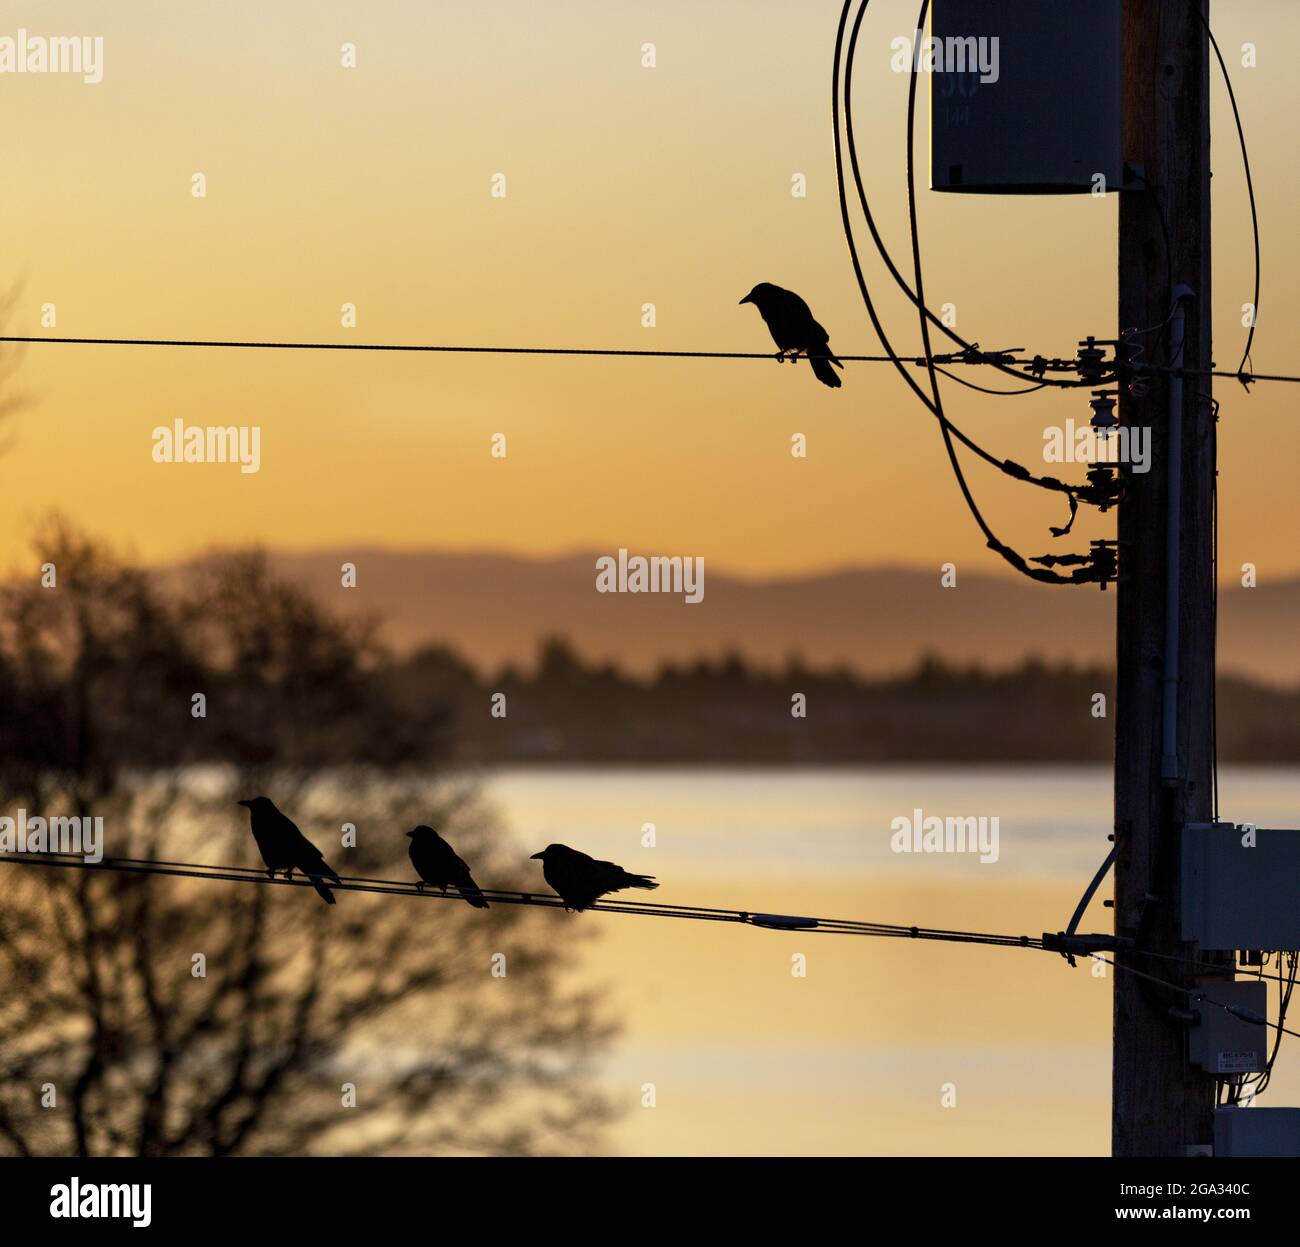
237,796,341,905
739,282,843,388
529,843,658,912
406,825,489,909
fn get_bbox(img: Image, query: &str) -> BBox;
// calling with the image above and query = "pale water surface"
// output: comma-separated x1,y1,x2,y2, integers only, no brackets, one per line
475,765,1300,1155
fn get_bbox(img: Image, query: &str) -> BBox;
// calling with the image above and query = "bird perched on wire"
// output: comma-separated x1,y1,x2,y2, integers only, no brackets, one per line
237,796,341,905
739,282,843,388
406,825,489,909
529,843,658,912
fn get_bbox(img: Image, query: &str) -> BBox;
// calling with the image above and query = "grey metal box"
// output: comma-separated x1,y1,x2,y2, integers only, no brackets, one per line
1181,823,1300,951
931,1,1126,194
1215,1107,1300,1158
1188,980,1267,1074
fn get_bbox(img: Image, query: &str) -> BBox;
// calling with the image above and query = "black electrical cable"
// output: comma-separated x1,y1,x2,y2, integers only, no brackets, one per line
1241,952,1296,1100
1198,8,1260,387
899,0,1112,583
0,335,918,364
838,2,1100,391
901,0,995,554
0,850,1046,948
1096,954,1300,1041
933,365,1046,397
7,330,1298,387
834,1,1098,585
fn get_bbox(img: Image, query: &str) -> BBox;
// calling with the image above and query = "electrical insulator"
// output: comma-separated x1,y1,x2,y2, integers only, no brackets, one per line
1089,390,1118,439
1075,337,1110,385
1086,466,1119,513
1089,540,1119,589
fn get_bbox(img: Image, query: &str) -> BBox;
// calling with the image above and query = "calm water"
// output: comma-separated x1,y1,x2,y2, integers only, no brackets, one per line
472,765,1300,1155
125,764,1300,1153
477,763,1300,883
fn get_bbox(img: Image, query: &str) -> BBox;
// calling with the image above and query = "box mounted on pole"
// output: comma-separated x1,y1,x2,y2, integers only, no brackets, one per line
931,0,1127,194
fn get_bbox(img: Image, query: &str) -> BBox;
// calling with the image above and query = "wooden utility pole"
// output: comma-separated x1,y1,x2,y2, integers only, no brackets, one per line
1113,0,1216,1156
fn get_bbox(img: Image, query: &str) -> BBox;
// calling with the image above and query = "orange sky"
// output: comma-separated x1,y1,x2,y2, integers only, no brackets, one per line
1,0,1296,579
2,5,1297,1160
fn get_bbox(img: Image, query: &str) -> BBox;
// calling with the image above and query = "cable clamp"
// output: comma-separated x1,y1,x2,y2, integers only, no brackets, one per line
1042,931,1134,966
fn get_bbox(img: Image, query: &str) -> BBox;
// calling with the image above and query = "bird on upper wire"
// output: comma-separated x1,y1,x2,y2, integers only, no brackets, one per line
739,282,844,388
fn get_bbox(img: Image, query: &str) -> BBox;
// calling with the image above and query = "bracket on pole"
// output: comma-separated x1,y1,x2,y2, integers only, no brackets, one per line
1042,931,1134,964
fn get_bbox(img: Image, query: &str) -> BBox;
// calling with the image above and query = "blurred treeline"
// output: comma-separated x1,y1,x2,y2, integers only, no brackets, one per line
388,641,1299,765
4,525,1296,769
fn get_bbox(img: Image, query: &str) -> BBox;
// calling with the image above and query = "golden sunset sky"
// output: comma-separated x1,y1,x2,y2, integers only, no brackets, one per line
3,5,1298,1159
1,0,1296,579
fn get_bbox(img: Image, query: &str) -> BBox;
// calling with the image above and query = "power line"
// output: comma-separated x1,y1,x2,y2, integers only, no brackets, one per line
1160,364,1300,386
834,0,1050,585
12,846,1298,1085
9,336,1297,388
836,4,1092,391
40,329,1293,386
0,17,1282,398
835,0,1114,587
0,334,1069,369
0,850,1045,947
12,850,1300,985
0,333,1210,379
899,0,1007,573
1198,6,1260,387
13,849,1295,988
2,332,1298,387
1137,948,1300,991
0,335,902,362
1094,954,1300,1042
933,365,1046,397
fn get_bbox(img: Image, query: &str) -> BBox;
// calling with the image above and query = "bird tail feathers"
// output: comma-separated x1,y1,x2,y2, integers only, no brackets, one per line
810,352,843,388
459,882,490,909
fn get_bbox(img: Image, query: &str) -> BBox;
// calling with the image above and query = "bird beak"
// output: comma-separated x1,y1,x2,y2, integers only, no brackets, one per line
404,830,413,837
738,294,752,305
529,851,544,860
236,799,251,808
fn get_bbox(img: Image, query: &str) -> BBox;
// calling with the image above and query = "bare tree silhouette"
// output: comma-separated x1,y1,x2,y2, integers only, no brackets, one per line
0,525,616,1155
0,284,26,442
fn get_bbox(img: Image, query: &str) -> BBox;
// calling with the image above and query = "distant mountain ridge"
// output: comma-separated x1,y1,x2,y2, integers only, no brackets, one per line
163,547,1300,686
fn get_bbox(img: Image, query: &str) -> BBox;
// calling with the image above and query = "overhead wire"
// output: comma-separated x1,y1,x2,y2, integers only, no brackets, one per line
848,0,1123,583
0,850,1045,947
933,365,1046,397
838,6,1100,391
1197,5,1260,387
18,332,1296,382
5,849,1293,1100
0,335,960,364
1094,954,1300,1041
